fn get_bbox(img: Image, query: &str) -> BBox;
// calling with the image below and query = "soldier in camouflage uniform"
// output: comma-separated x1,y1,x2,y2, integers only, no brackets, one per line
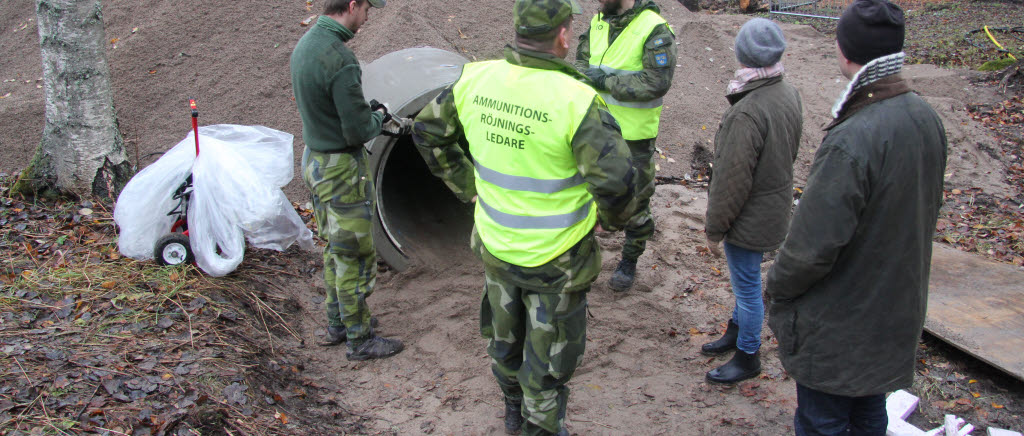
290,0,405,361
412,0,638,434
576,0,676,292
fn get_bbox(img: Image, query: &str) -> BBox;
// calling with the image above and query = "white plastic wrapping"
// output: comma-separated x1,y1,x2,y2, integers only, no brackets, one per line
115,124,314,276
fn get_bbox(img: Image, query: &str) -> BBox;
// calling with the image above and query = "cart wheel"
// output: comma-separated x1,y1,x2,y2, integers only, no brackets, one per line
154,234,194,266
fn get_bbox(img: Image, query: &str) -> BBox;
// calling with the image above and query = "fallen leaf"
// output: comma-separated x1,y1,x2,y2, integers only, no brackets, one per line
110,38,119,44
0,92,10,99
956,398,971,405
148,70,157,74
968,379,977,384
301,15,317,26
275,411,288,424
739,382,760,397
992,403,1004,409
971,392,980,398
101,281,117,289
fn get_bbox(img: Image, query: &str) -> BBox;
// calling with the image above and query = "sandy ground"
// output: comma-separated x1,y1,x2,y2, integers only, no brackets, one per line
0,0,1018,434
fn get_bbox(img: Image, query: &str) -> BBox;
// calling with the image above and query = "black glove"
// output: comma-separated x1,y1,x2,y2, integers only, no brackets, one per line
583,68,608,91
369,99,393,124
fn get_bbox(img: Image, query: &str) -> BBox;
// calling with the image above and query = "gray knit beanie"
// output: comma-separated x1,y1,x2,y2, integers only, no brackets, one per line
734,18,787,68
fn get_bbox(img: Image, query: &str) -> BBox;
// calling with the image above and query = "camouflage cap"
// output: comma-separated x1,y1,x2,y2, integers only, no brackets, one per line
514,0,582,36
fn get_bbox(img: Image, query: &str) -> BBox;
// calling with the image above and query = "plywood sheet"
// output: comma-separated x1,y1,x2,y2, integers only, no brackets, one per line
926,243,1024,381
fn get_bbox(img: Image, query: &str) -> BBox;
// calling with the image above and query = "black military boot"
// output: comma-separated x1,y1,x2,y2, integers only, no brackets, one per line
322,317,379,346
323,326,347,346
608,258,637,292
346,335,404,361
706,350,761,384
503,397,523,435
701,319,739,355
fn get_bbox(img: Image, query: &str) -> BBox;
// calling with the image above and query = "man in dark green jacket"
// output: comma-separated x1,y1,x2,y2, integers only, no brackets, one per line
290,0,404,361
703,17,802,385
413,1,637,433
766,1,947,434
575,0,675,292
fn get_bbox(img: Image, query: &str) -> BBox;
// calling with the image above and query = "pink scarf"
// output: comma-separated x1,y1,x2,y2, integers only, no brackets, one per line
727,63,785,95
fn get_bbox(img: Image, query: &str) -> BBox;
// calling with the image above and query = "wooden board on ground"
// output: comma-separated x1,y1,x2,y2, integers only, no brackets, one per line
926,243,1024,382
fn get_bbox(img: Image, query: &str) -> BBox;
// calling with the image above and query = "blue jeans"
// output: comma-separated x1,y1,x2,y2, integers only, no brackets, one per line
795,383,887,436
723,241,763,354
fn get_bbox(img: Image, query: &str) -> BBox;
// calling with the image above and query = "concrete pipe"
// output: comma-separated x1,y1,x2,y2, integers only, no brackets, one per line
362,48,473,271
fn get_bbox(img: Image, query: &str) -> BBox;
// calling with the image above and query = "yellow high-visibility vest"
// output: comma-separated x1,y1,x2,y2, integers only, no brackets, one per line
589,9,669,140
453,60,599,267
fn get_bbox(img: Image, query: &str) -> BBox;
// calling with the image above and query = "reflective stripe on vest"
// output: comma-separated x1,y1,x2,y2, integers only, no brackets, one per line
588,9,669,140
474,160,585,194
478,197,592,230
453,60,598,267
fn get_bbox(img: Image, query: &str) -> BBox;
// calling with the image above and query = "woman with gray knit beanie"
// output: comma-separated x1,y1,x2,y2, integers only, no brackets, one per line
703,17,803,384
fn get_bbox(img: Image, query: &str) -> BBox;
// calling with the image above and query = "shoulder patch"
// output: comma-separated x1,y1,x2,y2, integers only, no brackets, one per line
655,53,668,67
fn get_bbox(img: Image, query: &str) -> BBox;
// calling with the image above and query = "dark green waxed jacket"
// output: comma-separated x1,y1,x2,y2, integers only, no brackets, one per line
706,76,803,251
766,75,948,397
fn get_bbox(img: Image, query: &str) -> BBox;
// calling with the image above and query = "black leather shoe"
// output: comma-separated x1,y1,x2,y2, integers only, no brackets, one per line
701,319,739,355
706,350,761,384
346,335,404,361
609,258,637,292
503,398,523,435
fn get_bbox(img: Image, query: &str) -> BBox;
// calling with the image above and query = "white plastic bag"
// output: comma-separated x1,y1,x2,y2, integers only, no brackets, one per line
115,124,314,276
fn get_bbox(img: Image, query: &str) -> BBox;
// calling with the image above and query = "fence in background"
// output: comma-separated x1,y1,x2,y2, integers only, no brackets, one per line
769,0,851,19
769,0,944,20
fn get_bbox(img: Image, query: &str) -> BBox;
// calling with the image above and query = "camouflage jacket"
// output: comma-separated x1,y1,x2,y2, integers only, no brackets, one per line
575,0,676,103
412,45,638,293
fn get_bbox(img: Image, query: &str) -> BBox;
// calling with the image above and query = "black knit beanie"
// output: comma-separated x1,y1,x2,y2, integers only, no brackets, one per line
836,0,905,65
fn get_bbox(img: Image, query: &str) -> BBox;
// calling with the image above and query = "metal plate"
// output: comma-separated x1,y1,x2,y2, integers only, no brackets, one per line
926,243,1024,381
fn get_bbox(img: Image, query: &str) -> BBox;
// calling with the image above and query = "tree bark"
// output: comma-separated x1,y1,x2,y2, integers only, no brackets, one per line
14,0,132,199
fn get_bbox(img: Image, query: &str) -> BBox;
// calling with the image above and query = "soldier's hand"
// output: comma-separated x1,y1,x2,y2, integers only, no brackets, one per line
381,116,412,137
706,235,723,258
583,68,608,91
370,99,393,123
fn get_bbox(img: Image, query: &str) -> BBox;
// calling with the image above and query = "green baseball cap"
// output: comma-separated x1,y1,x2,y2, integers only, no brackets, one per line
368,0,386,7
514,0,582,36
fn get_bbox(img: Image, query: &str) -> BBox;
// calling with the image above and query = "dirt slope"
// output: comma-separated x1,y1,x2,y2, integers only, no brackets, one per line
1,0,1020,434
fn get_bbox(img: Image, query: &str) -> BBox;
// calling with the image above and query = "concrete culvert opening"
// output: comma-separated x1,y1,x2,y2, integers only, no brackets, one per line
363,48,475,271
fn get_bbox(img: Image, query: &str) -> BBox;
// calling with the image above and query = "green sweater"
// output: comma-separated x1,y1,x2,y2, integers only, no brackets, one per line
290,16,383,152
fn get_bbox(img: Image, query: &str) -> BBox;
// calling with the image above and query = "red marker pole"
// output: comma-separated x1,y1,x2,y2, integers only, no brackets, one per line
190,99,199,156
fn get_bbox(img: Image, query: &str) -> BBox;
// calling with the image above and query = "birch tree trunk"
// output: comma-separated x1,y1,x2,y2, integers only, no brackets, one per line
14,0,132,199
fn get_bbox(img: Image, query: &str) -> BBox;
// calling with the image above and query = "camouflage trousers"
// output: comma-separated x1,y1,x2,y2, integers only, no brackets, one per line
301,147,376,342
479,272,589,436
622,138,657,261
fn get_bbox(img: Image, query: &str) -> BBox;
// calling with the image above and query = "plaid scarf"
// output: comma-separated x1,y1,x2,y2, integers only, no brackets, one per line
727,63,785,95
831,52,905,118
